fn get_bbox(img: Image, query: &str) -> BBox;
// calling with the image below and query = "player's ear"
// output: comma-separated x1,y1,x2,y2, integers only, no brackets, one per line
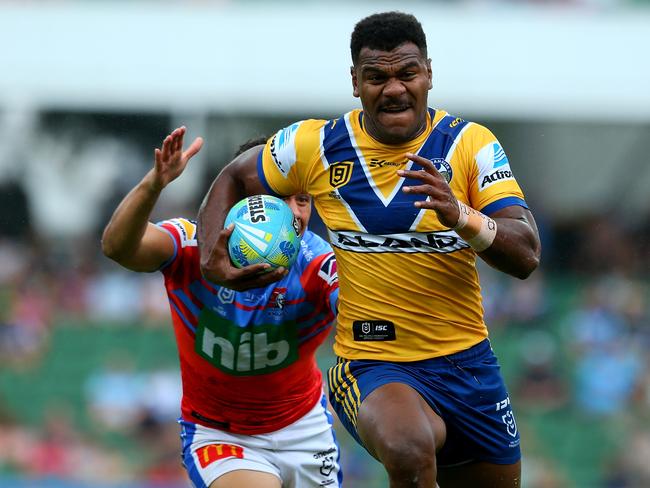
351,66,359,98
427,59,433,90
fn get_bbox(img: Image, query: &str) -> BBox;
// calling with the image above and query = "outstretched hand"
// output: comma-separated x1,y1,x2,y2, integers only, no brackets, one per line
150,126,204,191
398,152,461,229
200,224,288,291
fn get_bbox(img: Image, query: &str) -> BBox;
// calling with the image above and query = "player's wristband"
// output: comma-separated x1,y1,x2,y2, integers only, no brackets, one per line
453,201,497,252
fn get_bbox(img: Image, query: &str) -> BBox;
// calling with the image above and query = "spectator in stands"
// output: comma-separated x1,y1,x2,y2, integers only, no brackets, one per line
512,329,568,411
84,350,145,431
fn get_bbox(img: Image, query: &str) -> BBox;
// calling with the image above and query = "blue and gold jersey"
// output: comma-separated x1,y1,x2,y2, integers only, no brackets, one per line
259,108,527,361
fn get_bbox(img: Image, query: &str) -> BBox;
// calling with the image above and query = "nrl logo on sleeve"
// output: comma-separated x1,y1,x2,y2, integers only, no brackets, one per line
329,161,353,188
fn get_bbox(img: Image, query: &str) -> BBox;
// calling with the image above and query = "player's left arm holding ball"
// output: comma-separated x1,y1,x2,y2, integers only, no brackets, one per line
399,151,541,279
101,127,203,271
198,146,288,290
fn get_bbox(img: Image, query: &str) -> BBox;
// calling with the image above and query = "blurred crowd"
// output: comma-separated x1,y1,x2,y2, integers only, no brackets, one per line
0,235,171,368
477,218,650,487
0,232,186,485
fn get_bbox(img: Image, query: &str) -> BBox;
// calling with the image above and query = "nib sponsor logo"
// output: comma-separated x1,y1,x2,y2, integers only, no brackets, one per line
196,309,298,376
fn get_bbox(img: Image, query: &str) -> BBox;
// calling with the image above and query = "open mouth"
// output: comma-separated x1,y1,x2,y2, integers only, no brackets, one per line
380,105,411,114
379,100,411,114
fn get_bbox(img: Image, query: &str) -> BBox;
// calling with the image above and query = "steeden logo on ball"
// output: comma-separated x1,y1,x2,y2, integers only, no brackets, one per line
224,195,300,269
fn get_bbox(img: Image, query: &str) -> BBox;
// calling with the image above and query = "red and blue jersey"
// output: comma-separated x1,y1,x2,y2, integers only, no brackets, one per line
157,218,338,434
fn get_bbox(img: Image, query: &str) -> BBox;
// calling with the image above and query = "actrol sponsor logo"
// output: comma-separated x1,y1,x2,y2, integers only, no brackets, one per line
481,169,513,189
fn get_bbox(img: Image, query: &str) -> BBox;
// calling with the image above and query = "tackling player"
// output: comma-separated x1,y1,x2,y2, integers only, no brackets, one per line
101,127,341,488
196,11,541,488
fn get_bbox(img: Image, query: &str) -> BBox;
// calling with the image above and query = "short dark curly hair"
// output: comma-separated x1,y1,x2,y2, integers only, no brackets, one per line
350,11,427,65
234,135,268,157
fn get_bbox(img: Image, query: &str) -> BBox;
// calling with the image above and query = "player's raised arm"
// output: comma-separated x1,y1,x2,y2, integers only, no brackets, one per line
197,146,287,290
101,126,203,272
400,152,541,279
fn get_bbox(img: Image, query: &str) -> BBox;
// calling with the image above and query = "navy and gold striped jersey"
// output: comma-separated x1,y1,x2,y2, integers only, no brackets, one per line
259,108,527,361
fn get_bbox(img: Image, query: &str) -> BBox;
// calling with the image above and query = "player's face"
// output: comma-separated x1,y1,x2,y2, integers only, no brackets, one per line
352,42,432,145
283,193,312,236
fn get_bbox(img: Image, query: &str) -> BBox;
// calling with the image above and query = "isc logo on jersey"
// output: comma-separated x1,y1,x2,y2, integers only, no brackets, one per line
476,142,515,190
269,122,301,178
195,309,298,376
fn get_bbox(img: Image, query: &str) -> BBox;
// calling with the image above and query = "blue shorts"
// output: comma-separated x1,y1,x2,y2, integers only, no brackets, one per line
327,339,521,466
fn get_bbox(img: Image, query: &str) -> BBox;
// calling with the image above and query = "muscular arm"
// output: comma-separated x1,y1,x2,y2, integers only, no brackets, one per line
102,126,203,272
475,205,541,279
399,152,541,280
196,147,264,262
101,175,175,272
197,147,287,289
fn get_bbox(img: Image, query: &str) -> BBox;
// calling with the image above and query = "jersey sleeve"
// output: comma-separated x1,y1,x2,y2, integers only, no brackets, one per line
459,124,528,215
259,119,328,197
316,253,339,317
155,218,197,274
298,232,339,316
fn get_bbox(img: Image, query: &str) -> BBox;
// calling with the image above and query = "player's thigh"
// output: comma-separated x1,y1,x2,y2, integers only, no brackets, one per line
210,469,282,488
357,382,446,459
437,460,521,488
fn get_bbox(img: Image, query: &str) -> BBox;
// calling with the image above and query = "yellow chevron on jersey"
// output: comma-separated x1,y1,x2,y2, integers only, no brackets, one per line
260,108,527,361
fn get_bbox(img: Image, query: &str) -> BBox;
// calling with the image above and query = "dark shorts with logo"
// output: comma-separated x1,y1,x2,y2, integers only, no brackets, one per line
327,339,521,466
